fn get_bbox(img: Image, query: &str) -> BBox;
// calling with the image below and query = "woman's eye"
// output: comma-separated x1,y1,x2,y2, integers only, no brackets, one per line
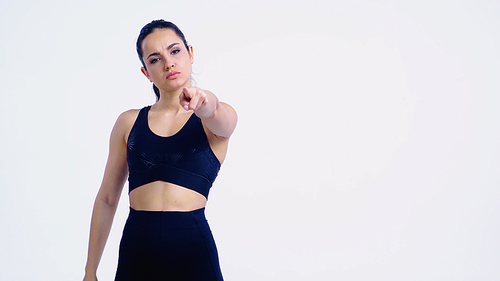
171,49,180,55
150,58,159,64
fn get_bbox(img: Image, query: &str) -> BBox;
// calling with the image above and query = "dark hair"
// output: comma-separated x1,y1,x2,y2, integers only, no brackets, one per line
136,20,190,101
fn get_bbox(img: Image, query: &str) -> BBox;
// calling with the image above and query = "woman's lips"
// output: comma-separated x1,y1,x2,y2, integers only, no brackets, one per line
166,72,180,80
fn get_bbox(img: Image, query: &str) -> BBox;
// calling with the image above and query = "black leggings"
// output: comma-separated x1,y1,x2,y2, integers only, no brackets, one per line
115,207,223,281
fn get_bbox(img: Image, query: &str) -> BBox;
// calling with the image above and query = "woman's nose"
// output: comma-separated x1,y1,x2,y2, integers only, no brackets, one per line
165,60,174,70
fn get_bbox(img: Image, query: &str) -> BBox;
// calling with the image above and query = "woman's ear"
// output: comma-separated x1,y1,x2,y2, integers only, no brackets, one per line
141,67,152,82
189,45,194,64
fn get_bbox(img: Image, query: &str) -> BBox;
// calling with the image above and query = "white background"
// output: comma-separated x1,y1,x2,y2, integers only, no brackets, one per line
1,0,499,280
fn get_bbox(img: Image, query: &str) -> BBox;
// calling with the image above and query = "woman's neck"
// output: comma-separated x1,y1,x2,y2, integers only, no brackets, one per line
154,88,185,112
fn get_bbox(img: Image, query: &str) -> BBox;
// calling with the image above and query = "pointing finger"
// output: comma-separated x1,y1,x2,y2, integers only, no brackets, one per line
180,88,191,110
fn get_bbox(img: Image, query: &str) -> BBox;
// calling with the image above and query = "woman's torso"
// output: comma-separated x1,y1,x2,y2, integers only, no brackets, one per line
122,106,228,211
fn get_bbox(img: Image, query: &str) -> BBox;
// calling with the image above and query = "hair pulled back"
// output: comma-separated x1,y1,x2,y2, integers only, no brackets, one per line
136,20,190,101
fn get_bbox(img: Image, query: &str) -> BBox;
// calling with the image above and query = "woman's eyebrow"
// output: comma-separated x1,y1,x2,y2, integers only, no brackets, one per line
166,42,179,50
146,43,180,59
147,52,160,59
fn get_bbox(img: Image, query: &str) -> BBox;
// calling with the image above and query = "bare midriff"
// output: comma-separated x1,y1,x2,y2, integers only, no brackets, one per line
129,181,207,211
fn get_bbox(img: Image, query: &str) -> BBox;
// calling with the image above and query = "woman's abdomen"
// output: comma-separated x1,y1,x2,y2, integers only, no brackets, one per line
129,181,207,211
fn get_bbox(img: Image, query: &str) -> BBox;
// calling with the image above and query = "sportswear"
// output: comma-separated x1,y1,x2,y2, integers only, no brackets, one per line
115,207,224,280
126,106,221,198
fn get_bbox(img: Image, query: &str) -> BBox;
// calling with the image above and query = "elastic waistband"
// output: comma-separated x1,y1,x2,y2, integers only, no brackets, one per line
128,206,207,224
129,206,205,214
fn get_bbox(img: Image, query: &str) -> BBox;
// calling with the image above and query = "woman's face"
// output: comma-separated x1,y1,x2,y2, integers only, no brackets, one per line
140,28,194,93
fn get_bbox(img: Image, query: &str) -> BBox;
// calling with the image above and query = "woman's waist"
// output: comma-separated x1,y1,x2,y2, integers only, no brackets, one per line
129,181,207,212
125,206,208,231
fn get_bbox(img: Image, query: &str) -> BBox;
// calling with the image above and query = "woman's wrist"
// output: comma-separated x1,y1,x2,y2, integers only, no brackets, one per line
85,265,97,276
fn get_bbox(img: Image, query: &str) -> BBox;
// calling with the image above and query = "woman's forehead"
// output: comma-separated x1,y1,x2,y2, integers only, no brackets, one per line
142,29,182,52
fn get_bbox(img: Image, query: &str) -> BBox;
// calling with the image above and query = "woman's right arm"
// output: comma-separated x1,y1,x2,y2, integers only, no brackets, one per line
83,112,132,281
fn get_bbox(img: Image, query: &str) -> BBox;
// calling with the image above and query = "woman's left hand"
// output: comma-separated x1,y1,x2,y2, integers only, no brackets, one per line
180,87,216,118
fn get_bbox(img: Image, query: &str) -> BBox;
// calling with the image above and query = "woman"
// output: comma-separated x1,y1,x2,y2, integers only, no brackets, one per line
83,20,237,281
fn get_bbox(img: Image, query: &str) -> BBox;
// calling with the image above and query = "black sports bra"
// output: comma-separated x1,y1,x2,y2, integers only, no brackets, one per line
126,106,221,198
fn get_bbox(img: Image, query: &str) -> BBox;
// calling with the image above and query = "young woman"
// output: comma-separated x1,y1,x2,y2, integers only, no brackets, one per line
83,20,237,281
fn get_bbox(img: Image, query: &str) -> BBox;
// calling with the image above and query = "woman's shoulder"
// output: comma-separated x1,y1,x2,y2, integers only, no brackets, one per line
119,108,142,121
113,107,145,136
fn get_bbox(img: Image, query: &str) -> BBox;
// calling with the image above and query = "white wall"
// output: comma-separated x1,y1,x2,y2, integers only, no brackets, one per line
1,0,499,280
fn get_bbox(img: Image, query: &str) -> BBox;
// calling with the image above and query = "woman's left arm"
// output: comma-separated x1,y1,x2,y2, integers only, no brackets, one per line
180,87,237,138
